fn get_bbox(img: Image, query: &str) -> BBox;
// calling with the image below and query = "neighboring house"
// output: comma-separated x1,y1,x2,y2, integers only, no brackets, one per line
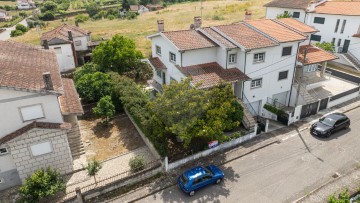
130,5,149,14
0,41,83,191
17,0,35,9
146,4,164,11
147,17,315,129
265,0,360,70
41,23,91,73
0,9,12,22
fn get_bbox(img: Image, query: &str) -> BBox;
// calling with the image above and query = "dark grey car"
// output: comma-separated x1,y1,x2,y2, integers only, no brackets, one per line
310,113,350,138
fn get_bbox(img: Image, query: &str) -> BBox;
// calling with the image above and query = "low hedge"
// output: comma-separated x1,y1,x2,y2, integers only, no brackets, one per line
263,103,285,116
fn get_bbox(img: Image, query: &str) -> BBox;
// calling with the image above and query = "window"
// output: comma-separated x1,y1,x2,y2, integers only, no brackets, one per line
0,148,8,155
253,52,265,63
305,64,317,72
313,17,325,24
278,70,288,80
292,12,300,18
74,40,81,46
310,34,321,42
169,52,176,63
30,141,52,156
156,70,162,78
332,38,336,45
251,78,262,88
19,104,45,122
337,39,342,47
282,46,292,56
340,20,346,34
53,47,62,54
228,54,236,64
156,45,161,55
334,19,340,33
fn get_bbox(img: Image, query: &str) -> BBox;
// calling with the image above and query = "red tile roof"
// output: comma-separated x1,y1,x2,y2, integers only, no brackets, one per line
276,18,318,33
0,41,63,94
179,62,250,89
298,45,338,65
149,57,166,70
0,121,71,145
314,2,360,16
353,34,360,38
162,30,217,51
59,78,84,115
264,0,312,9
214,23,278,50
246,19,307,43
41,23,90,44
200,27,237,49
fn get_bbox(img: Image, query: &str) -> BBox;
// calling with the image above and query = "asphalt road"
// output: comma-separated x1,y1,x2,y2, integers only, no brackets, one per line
137,109,360,203
0,18,28,41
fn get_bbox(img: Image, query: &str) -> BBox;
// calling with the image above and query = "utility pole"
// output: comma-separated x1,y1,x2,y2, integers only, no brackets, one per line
295,47,308,107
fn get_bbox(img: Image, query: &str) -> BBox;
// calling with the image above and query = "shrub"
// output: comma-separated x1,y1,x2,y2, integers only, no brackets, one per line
212,14,224,20
126,12,137,20
40,0,57,12
315,41,335,52
107,14,115,20
86,2,101,17
15,24,28,32
19,167,65,202
92,95,115,123
277,12,292,19
84,160,102,184
129,155,145,172
10,29,23,37
40,11,55,21
328,188,350,203
19,11,28,18
75,72,113,103
263,104,285,116
75,14,89,23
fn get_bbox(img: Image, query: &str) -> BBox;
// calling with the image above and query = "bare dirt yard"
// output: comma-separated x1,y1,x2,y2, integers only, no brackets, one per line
79,104,145,162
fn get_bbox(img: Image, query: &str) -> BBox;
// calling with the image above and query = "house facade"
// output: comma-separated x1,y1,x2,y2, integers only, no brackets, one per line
0,41,83,191
147,17,313,120
17,0,35,9
0,9,12,21
41,23,91,72
265,0,360,69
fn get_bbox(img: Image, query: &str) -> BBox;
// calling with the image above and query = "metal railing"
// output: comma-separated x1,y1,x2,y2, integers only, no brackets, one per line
242,94,258,116
266,97,287,110
347,50,360,66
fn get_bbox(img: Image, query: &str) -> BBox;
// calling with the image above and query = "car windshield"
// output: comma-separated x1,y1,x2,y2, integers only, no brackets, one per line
319,117,336,127
204,167,214,176
180,174,189,186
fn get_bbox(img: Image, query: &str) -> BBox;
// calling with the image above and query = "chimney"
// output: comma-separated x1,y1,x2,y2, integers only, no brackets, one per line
307,1,317,12
157,20,164,32
43,40,49,49
194,16,202,29
75,21,79,27
42,72,54,90
244,10,252,20
68,31,73,41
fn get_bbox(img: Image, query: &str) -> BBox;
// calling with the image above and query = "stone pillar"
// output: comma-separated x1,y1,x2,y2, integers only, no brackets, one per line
164,156,168,172
265,119,269,133
75,187,84,203
320,61,328,78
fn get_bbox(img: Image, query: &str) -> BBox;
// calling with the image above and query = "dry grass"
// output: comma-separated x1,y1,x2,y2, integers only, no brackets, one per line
13,0,273,55
0,1,16,6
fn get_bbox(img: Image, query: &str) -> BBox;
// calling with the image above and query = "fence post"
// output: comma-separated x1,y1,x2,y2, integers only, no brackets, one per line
265,119,269,133
164,156,168,172
253,123,258,136
75,187,84,203
316,99,321,113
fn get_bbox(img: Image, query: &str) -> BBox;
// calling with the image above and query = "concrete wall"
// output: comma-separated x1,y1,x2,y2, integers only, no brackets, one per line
6,128,73,180
182,47,217,67
266,7,306,22
0,169,21,191
0,89,64,138
73,36,88,51
49,44,76,73
328,91,359,108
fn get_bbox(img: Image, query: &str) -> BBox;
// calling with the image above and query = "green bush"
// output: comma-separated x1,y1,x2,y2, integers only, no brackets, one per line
263,104,285,116
19,167,65,203
40,11,55,21
92,95,115,123
75,14,89,23
107,14,115,20
129,155,145,172
15,24,28,32
10,29,24,37
126,12,137,20
212,14,224,20
75,72,113,103
328,188,350,203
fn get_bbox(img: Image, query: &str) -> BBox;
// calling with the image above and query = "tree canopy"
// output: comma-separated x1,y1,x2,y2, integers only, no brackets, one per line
92,95,115,123
75,72,113,103
315,42,335,52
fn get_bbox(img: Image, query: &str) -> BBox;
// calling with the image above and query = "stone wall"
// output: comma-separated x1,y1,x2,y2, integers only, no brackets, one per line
6,128,73,180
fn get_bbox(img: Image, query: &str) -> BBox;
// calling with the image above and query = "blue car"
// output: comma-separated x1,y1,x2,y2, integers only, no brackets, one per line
178,165,224,196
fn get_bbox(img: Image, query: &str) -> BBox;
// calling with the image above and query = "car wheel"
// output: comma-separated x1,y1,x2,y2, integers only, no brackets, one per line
344,124,350,130
189,191,195,196
216,179,222,184
325,131,331,138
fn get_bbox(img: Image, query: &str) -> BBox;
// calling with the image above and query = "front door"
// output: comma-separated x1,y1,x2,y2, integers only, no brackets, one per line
343,40,350,53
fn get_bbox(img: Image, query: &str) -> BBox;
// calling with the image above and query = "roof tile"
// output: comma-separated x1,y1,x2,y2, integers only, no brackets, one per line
298,45,338,65
41,23,90,44
149,57,167,70
59,78,84,115
276,18,318,33
314,2,360,16
162,30,217,51
264,0,311,9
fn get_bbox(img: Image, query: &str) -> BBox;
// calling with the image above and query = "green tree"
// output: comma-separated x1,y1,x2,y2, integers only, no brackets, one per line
86,3,101,17
315,41,335,52
139,0,149,6
276,12,292,19
19,11,28,18
129,155,145,172
92,95,115,123
92,35,143,75
75,72,112,103
73,63,99,81
19,167,65,203
121,0,130,11
10,29,24,37
123,62,153,81
40,11,55,21
84,160,102,184
15,24,28,32
41,1,57,12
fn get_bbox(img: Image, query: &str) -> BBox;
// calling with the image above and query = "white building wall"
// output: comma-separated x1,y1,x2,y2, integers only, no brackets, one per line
0,89,64,138
49,44,75,73
73,36,88,51
266,7,306,22
182,47,217,67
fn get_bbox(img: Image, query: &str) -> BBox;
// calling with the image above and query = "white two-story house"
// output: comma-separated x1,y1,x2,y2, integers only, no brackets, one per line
265,0,360,70
0,41,83,191
17,0,35,10
41,23,92,73
147,17,317,126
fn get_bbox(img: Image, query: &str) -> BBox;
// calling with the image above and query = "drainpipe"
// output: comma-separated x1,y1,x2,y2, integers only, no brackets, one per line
180,51,184,67
288,42,301,106
241,50,249,100
225,49,229,69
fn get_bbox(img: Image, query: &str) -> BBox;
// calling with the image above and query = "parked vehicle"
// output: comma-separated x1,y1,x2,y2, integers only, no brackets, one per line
178,165,224,196
310,113,350,138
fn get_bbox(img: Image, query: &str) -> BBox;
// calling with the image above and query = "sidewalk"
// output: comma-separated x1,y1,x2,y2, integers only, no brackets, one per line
106,96,360,203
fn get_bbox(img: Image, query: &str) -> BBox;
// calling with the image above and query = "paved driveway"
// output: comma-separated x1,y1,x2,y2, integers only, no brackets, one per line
137,108,360,203
0,18,28,41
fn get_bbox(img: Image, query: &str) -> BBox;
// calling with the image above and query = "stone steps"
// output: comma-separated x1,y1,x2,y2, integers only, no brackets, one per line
237,99,256,131
294,83,317,104
67,124,85,158
343,53,360,71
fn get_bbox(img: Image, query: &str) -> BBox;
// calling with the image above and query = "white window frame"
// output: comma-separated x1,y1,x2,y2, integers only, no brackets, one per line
251,78,262,89
169,52,176,63
156,70,162,78
74,40,82,46
156,45,161,56
30,141,53,157
19,104,45,122
278,70,289,81
253,52,265,63
0,147,8,156
228,54,236,64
